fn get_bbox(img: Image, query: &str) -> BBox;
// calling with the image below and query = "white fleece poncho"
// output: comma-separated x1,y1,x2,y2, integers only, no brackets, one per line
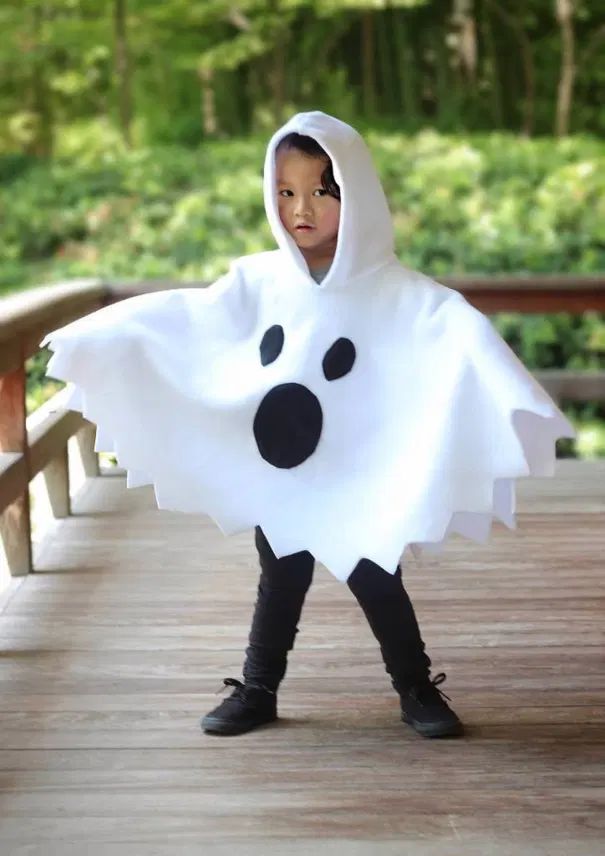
41,111,576,582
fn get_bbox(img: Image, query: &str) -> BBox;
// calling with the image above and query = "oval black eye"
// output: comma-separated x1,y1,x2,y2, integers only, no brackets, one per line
260,325,284,366
323,338,356,381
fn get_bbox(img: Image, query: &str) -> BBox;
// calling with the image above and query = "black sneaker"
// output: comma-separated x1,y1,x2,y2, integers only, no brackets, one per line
200,677,278,735
399,672,464,738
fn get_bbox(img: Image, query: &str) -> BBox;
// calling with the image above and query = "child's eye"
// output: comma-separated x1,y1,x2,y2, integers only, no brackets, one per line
313,189,327,197
278,189,293,197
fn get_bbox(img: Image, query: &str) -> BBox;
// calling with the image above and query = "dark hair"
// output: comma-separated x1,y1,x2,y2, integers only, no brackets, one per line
275,132,341,201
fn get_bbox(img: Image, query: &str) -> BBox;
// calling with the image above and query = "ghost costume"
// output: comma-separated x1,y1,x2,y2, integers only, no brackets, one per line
41,111,576,583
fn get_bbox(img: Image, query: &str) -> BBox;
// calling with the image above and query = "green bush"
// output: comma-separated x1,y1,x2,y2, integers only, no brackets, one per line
4,129,605,288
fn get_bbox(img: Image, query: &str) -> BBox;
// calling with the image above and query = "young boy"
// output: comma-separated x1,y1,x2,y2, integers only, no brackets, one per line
200,131,463,739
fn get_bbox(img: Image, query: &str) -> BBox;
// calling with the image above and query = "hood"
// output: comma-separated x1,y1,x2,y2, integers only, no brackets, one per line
263,111,396,289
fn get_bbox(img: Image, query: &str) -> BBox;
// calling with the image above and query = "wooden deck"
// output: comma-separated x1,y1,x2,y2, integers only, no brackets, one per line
0,460,604,855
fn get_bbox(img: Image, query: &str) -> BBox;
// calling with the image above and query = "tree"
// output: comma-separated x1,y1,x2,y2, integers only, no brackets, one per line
114,0,132,146
555,0,576,136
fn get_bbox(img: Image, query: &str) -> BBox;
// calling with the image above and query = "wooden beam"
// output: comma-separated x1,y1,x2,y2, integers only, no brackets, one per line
0,452,27,515
76,423,100,478
27,402,88,479
43,446,70,518
0,279,107,344
438,274,605,313
0,340,21,377
103,274,605,314
104,279,206,303
535,370,605,402
0,359,32,576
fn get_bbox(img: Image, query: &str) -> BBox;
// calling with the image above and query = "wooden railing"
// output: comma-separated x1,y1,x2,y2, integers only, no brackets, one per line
1,274,604,578
0,280,106,577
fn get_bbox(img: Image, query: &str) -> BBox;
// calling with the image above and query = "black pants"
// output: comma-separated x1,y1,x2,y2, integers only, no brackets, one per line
242,527,432,693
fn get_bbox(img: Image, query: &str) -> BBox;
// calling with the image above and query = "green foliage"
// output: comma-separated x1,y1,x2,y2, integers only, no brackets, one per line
4,128,605,291
25,349,63,414
575,419,605,457
369,130,605,276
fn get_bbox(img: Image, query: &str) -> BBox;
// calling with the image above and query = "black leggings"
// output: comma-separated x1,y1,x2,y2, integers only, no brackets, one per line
243,526,432,692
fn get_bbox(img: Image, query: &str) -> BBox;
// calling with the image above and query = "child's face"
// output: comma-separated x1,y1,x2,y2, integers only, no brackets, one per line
275,148,340,267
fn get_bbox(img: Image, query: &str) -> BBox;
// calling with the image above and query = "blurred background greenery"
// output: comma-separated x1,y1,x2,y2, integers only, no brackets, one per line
2,0,604,454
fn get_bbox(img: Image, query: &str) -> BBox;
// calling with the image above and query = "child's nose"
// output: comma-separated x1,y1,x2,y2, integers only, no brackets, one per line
294,196,312,217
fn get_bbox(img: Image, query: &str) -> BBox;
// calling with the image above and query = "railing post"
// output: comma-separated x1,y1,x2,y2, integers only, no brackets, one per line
43,446,70,518
0,344,33,576
76,423,100,477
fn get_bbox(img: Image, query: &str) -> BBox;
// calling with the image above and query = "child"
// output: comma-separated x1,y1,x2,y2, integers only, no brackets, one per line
42,112,575,741
201,131,461,738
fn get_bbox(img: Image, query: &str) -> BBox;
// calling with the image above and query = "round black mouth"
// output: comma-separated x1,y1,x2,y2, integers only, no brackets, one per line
253,383,323,469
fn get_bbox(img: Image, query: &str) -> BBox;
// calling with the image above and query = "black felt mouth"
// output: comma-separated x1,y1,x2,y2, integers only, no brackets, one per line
253,383,323,469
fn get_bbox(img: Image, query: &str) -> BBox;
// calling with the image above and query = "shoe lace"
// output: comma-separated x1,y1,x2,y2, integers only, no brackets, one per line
215,677,275,697
217,677,245,697
409,672,452,705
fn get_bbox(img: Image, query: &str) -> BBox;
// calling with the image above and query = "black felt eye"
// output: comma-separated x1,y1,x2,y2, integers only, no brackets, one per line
260,325,284,366
322,338,356,381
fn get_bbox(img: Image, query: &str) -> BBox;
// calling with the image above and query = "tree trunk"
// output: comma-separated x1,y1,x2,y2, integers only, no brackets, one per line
30,4,53,157
481,0,504,127
266,0,287,126
247,62,265,133
555,0,576,137
198,66,218,137
433,22,453,126
114,0,132,147
393,11,418,123
376,10,393,115
454,0,478,90
486,0,535,136
271,36,287,125
361,11,376,117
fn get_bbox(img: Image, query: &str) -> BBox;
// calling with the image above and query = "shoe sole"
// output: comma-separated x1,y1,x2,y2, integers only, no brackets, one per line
200,714,278,736
401,713,464,738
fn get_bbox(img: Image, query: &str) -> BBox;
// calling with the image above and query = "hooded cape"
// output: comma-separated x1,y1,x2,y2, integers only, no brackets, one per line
41,111,576,582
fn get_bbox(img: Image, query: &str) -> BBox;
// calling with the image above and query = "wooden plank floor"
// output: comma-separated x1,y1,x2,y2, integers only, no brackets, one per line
0,460,604,855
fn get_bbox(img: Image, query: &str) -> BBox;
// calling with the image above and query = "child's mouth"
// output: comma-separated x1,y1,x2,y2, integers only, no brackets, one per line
296,225,314,231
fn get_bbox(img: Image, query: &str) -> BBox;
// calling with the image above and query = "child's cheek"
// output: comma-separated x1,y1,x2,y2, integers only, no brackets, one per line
277,204,289,230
